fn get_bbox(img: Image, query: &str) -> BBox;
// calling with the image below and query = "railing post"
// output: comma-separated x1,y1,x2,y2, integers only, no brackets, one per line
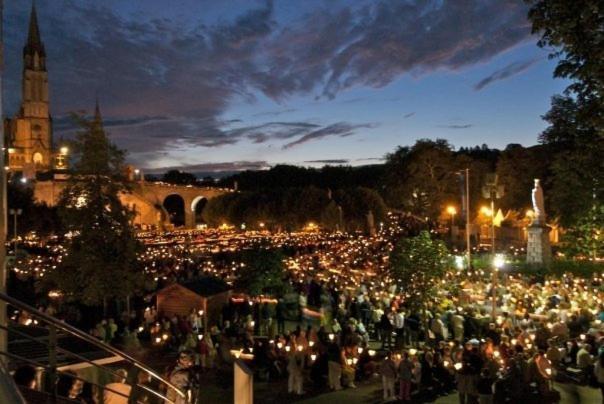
234,359,253,404
0,0,9,369
48,323,57,403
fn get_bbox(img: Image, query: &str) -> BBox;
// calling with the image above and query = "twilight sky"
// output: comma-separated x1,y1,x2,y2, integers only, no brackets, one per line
4,0,566,173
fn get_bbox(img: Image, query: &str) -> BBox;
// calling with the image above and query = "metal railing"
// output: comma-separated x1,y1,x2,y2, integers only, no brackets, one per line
0,291,189,404
0,350,26,404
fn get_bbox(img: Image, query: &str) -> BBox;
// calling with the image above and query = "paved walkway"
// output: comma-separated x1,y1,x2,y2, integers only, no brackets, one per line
297,380,457,404
298,379,601,404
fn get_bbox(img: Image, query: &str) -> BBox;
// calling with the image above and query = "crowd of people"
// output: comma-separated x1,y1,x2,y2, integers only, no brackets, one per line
7,217,604,403
83,271,604,403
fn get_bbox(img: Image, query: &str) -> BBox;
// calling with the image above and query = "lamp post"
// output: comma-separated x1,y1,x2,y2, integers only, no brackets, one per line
490,199,495,254
459,168,471,269
492,254,505,320
482,174,503,254
9,209,22,260
481,205,495,254
0,0,8,360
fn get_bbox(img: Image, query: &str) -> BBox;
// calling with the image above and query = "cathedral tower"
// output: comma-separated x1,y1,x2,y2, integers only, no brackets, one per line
6,2,53,178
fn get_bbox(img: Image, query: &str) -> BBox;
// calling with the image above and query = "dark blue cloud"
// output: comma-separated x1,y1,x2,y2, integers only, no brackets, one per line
3,0,533,166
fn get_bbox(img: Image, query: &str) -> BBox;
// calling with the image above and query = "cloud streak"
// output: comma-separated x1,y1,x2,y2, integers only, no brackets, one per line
282,122,376,149
438,124,474,129
474,58,541,90
145,161,271,174
304,159,350,164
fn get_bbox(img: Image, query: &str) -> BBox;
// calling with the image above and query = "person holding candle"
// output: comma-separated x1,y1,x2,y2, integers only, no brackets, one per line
287,344,306,395
398,351,414,401
476,368,494,404
327,338,342,391
380,352,397,401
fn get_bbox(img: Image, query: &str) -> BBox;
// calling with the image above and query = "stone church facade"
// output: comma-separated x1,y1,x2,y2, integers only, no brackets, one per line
4,4,67,179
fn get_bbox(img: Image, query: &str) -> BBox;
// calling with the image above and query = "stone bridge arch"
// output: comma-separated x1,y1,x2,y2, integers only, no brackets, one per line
33,180,232,230
132,182,231,229
163,193,186,227
190,195,208,227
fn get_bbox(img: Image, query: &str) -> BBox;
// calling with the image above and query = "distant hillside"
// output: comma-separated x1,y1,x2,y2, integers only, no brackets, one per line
216,164,387,191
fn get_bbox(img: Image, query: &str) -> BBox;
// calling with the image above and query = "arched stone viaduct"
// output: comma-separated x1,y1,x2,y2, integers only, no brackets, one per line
34,180,232,229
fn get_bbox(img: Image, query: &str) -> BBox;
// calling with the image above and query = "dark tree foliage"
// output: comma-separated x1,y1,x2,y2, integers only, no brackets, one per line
456,144,500,170
384,139,458,218
219,164,386,192
527,0,604,228
235,248,288,297
161,169,198,185
537,96,604,227
495,144,551,211
203,186,386,232
333,187,387,231
7,182,61,236
455,151,500,216
46,115,143,306
527,0,603,113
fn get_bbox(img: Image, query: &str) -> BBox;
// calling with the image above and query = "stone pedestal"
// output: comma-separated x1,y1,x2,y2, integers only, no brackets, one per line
526,224,551,266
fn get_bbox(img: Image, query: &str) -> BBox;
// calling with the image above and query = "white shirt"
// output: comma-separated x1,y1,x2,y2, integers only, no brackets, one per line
394,313,405,329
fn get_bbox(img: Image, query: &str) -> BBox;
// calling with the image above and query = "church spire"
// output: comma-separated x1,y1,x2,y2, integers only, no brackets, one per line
28,2,42,47
94,97,103,128
24,1,46,68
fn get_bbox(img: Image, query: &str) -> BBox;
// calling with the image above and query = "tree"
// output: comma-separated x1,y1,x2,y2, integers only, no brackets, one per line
161,169,198,185
334,187,387,232
539,96,603,227
7,182,61,236
527,0,604,229
389,231,449,311
495,144,551,211
384,139,457,219
561,203,604,260
527,0,604,117
235,248,288,297
46,115,142,308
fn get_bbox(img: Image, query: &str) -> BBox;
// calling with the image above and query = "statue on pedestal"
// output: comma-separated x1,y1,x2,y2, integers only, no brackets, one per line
527,179,551,265
531,179,546,225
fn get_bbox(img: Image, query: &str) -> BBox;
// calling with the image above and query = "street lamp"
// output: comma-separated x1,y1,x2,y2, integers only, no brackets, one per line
446,205,457,237
56,146,69,170
8,209,22,260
